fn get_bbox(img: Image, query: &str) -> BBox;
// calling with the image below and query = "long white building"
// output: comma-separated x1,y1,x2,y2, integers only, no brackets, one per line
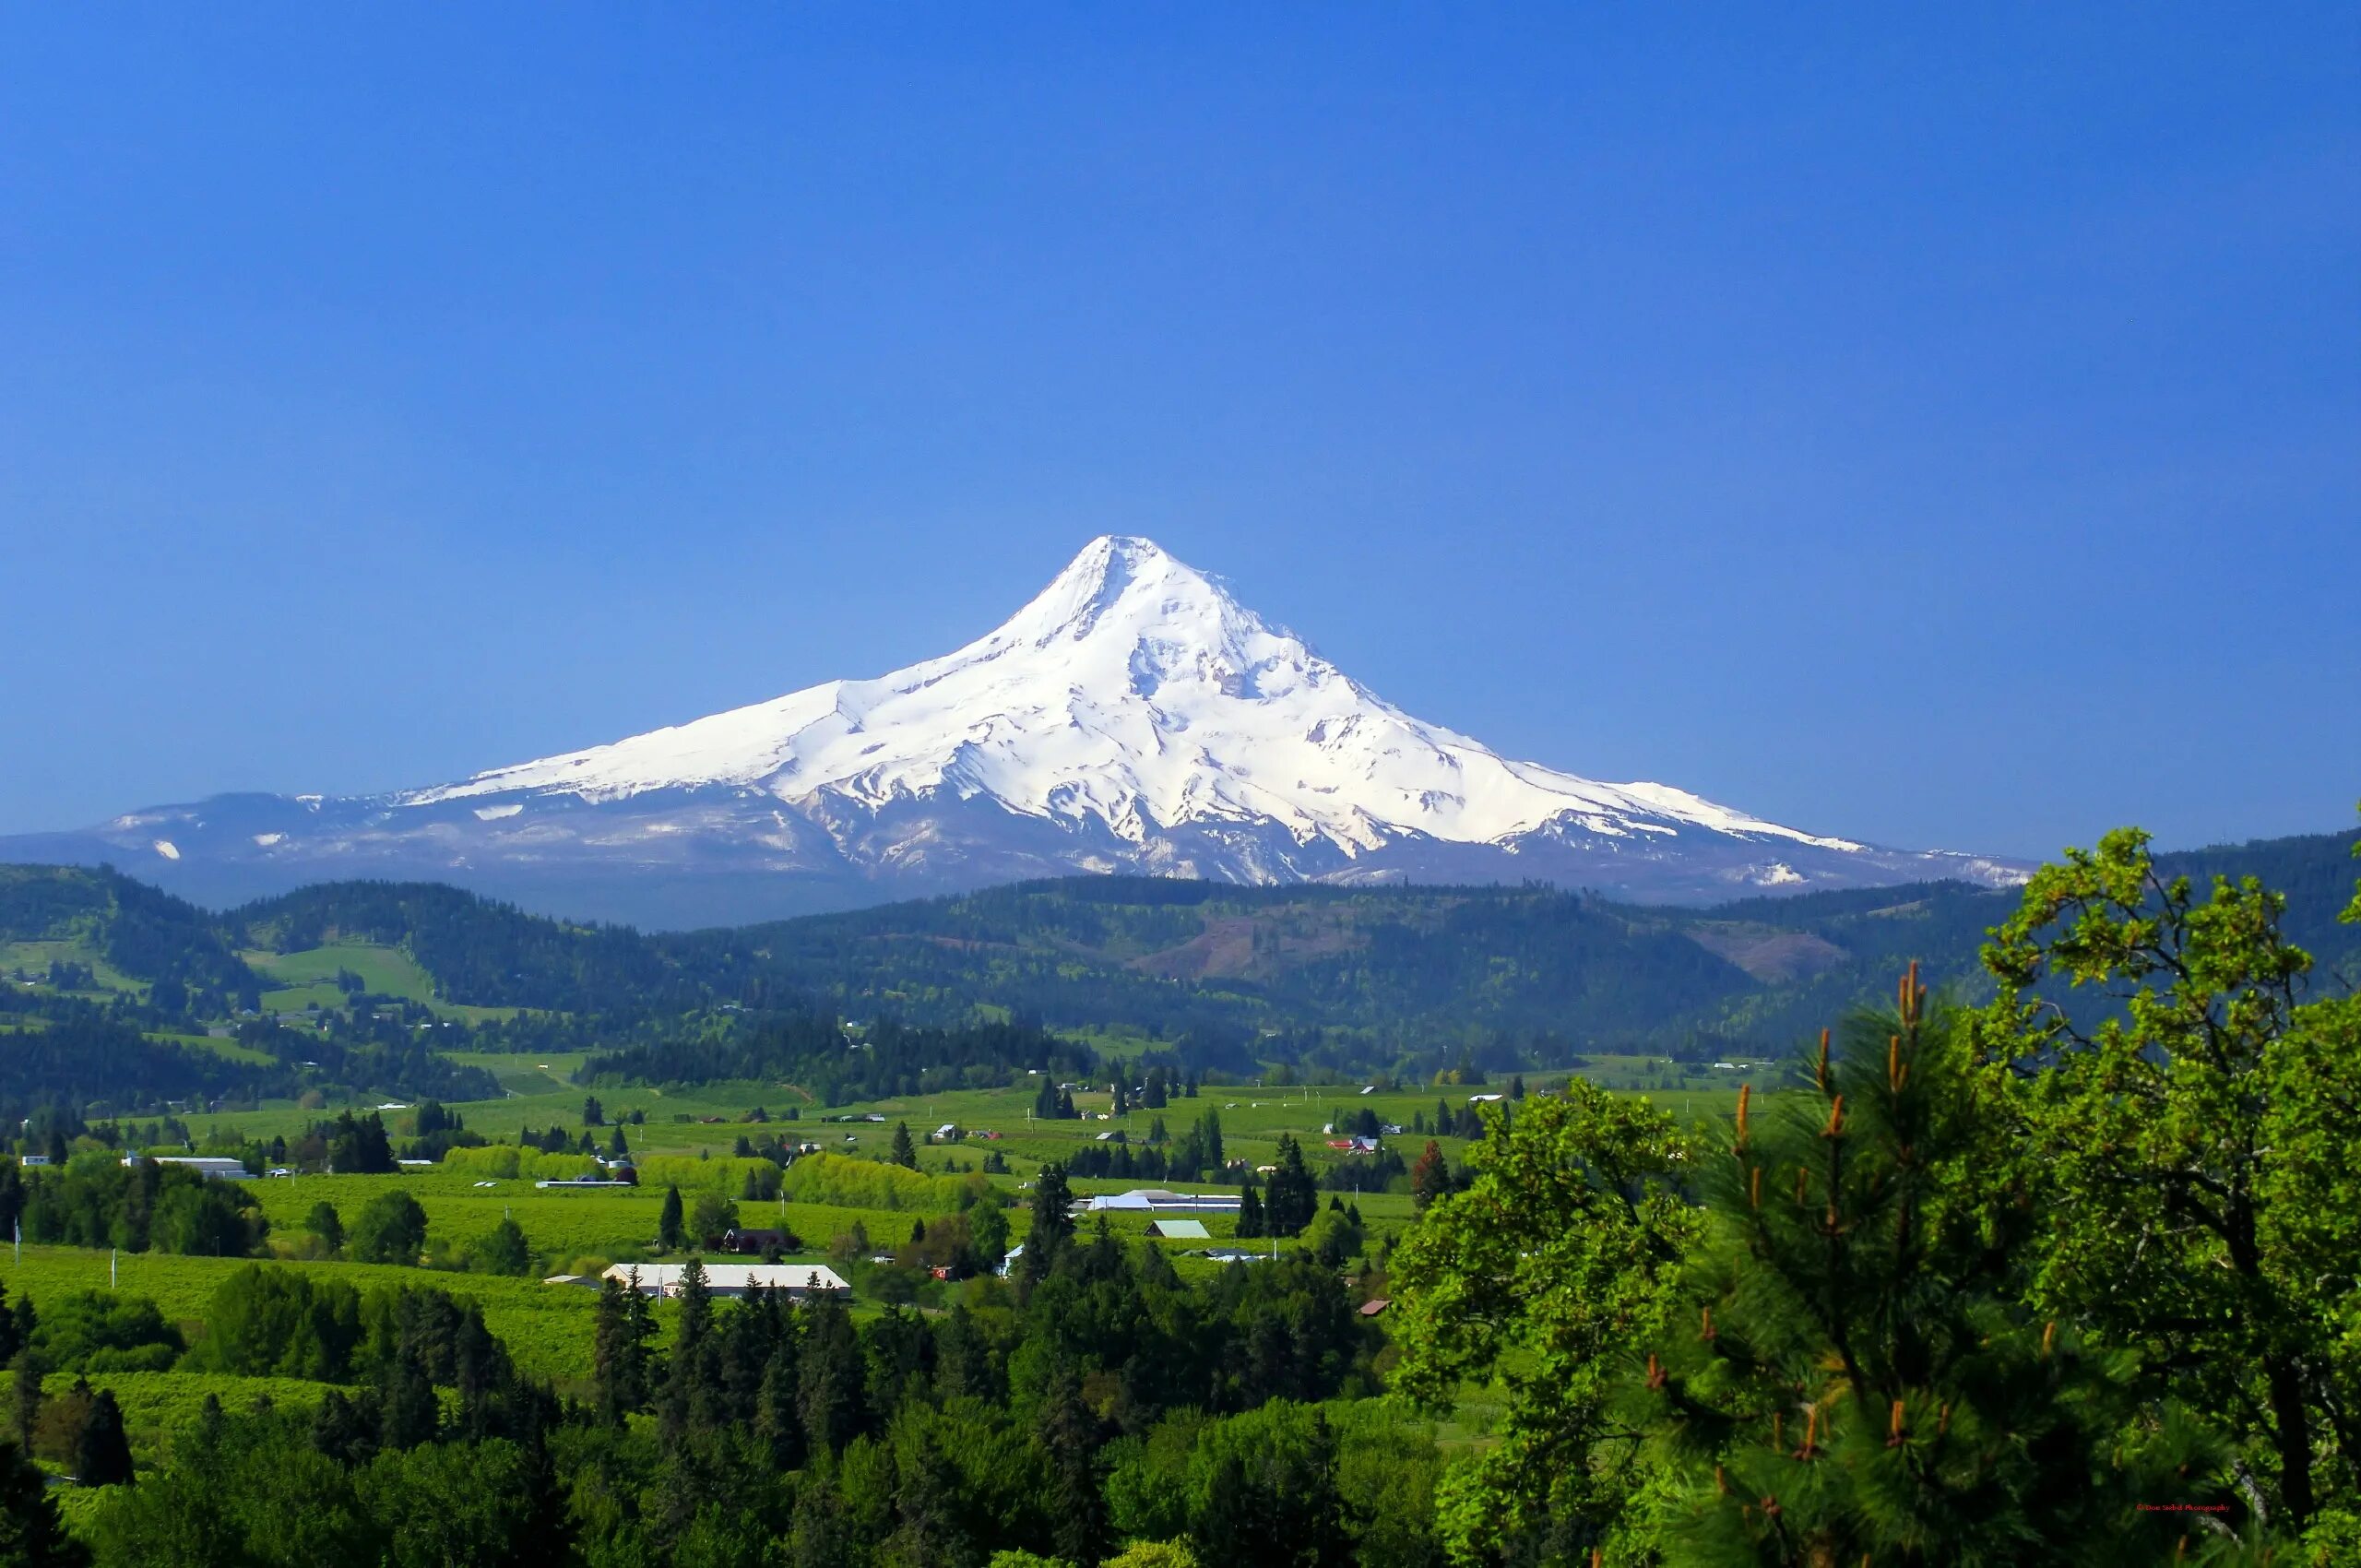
1071,1187,1241,1216
599,1263,849,1301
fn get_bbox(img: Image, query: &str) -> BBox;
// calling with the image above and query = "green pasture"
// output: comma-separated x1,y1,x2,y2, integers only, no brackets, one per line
0,1244,602,1386
5,1368,331,1473
240,942,519,1022
1,938,140,997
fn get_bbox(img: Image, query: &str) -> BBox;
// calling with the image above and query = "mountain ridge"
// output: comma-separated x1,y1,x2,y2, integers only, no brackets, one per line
7,826,2348,1067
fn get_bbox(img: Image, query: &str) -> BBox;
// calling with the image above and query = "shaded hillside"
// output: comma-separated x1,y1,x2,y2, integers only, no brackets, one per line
0,863,265,1009
3,825,2350,1071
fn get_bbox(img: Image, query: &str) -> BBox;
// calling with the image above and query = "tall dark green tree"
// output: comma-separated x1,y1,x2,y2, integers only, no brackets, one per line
1029,1162,1075,1257
0,1438,86,1567
1039,1366,1108,1565
658,1185,685,1252
1263,1135,1318,1238
590,1274,656,1426
658,1258,714,1443
889,1123,917,1170
72,1388,134,1486
9,1349,42,1452
798,1290,867,1458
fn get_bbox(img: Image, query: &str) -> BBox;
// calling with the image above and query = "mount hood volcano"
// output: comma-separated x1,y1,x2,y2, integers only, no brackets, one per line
4,537,2024,926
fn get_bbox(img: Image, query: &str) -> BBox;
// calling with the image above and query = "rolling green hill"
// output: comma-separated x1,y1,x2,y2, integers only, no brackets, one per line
2,826,2350,1083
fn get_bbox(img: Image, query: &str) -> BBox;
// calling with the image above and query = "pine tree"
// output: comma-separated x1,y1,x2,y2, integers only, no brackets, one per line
71,1389,133,1486
658,1185,684,1252
592,1273,656,1425
1410,1141,1450,1211
0,1438,85,1568
756,1345,807,1468
1195,1109,1224,1169
1264,1135,1317,1237
659,1258,714,1443
1630,973,2213,1564
1039,1366,1108,1564
1029,1162,1075,1256
796,1291,867,1457
889,1123,917,1170
1237,1180,1264,1240
8,1350,41,1451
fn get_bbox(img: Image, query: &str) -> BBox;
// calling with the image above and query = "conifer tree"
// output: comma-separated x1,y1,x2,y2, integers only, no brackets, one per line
1264,1135,1318,1237
1630,974,2214,1564
658,1258,713,1443
1194,1109,1224,1169
757,1344,807,1468
1028,1162,1075,1256
8,1349,41,1451
1039,1365,1108,1564
797,1291,867,1457
72,1389,133,1486
889,1123,917,1170
592,1273,656,1425
658,1186,684,1252
0,1438,85,1567
1237,1180,1264,1240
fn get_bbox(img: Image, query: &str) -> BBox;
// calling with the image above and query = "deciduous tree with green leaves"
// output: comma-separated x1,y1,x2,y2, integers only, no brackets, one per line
1391,1081,1699,1562
1973,824,2361,1550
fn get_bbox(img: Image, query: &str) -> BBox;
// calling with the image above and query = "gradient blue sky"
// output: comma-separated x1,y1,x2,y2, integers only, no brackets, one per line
4,7,2355,859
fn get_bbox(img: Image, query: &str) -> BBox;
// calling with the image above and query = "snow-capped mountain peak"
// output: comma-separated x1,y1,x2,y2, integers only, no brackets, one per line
13,536,2026,923
405,535,1856,859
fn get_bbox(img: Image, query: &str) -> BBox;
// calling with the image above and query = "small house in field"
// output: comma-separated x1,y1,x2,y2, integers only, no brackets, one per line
1145,1218,1210,1240
599,1263,849,1301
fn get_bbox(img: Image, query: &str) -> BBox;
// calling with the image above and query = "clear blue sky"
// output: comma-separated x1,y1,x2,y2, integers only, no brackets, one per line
4,7,2355,860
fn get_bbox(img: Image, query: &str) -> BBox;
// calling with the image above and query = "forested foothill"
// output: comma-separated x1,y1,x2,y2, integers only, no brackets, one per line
6,828,2352,1096
0,822,2350,1563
